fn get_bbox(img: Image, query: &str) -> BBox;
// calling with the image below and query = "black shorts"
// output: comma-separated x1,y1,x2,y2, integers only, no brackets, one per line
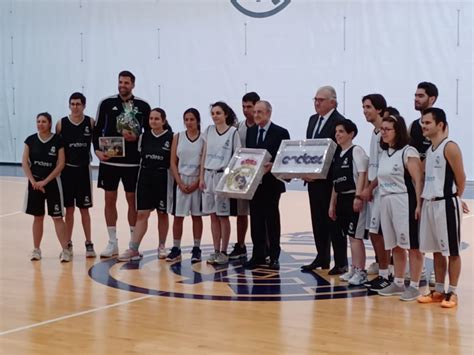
98,163,139,193
61,165,93,208
24,177,64,217
136,168,169,212
336,193,368,240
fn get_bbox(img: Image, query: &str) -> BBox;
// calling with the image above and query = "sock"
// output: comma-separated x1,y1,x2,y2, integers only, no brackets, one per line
194,239,201,247
379,268,389,279
394,277,404,287
107,226,117,241
129,241,140,251
447,285,457,294
409,281,419,289
130,226,135,239
435,283,445,293
173,239,181,249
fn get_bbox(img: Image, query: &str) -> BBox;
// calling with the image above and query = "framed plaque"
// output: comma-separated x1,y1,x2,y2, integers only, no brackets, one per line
216,148,272,200
98,137,125,158
271,138,337,180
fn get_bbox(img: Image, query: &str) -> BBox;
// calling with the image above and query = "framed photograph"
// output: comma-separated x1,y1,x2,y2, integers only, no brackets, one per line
271,138,337,180
98,137,125,158
216,148,272,200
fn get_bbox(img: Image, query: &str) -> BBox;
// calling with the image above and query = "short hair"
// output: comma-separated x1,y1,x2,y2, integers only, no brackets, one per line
362,94,387,113
36,112,52,124
118,70,135,83
422,107,447,130
383,106,399,116
183,107,201,131
150,107,172,132
242,92,260,104
69,92,86,105
318,86,337,100
417,82,438,99
380,114,410,151
256,100,272,113
336,119,358,138
210,101,238,126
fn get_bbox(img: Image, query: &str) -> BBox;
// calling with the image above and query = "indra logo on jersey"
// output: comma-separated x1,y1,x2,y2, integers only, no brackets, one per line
231,0,291,18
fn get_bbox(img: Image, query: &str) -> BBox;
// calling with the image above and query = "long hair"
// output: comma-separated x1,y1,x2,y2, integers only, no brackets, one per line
210,101,237,126
380,114,409,150
151,107,173,133
183,108,201,131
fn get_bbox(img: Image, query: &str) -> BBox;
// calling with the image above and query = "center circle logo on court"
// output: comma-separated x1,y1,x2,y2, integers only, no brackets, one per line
231,0,291,18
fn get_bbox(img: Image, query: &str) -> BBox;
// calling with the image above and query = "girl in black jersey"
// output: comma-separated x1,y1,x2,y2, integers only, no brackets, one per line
118,108,173,261
22,113,71,262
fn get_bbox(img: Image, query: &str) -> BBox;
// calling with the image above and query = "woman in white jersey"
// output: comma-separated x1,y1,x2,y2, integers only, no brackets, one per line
376,115,424,301
199,102,241,265
167,108,205,263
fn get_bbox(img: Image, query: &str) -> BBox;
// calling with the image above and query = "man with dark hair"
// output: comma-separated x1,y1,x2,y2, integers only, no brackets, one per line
93,71,151,257
301,85,347,275
410,82,439,160
56,92,96,257
229,91,261,260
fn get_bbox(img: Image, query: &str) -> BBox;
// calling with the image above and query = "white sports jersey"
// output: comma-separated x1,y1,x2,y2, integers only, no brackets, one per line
422,138,457,199
237,120,254,147
176,131,204,177
368,129,382,181
378,145,419,196
202,125,240,170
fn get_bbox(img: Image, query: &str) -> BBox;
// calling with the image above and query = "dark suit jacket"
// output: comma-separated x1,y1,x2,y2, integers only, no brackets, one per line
306,109,345,141
246,122,290,194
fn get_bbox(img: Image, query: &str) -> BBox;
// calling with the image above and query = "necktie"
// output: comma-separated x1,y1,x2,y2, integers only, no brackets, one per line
313,116,323,138
257,128,265,145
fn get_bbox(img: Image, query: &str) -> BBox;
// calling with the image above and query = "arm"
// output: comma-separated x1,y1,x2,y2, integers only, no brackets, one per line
328,187,337,221
199,143,207,191
36,148,66,189
55,119,62,135
170,134,187,193
360,178,377,201
406,156,423,220
21,144,39,190
445,142,469,213
353,171,367,213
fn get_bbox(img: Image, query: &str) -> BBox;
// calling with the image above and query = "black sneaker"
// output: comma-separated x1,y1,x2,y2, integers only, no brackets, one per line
229,243,247,260
367,276,391,291
191,247,202,263
166,247,182,262
67,240,74,256
85,241,97,258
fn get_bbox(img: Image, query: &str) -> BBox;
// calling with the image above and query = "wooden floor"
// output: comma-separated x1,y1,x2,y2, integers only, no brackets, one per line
0,176,473,354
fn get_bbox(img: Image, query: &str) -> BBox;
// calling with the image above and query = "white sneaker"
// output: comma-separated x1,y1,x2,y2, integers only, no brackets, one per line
339,268,355,281
215,252,229,265
367,262,379,275
207,252,217,264
100,240,119,258
117,249,143,262
158,245,167,259
348,269,368,286
59,249,72,262
30,248,41,261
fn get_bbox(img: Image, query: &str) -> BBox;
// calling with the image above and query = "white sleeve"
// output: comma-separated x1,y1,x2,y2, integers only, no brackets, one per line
353,145,369,172
202,125,211,143
404,146,420,164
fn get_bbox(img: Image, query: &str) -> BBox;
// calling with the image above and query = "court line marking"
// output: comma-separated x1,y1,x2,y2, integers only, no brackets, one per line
0,295,153,336
0,211,22,218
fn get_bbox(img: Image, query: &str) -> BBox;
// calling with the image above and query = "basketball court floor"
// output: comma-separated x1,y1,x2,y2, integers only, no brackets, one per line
0,175,473,354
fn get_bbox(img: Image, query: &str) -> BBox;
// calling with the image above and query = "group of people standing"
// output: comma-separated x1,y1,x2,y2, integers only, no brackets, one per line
22,72,467,307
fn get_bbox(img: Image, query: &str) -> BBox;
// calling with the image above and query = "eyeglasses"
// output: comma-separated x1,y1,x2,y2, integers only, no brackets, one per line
313,97,330,103
380,127,395,132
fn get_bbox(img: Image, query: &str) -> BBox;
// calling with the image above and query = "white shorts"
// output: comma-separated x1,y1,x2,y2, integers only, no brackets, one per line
202,170,232,216
380,193,419,250
419,196,461,256
366,187,382,234
170,174,204,217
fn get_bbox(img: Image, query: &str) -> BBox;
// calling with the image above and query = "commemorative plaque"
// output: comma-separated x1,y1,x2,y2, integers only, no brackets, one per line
216,148,271,200
98,137,125,157
271,139,337,180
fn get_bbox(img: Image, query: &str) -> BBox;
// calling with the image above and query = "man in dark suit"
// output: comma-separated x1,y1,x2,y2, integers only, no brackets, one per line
301,85,348,275
244,100,290,270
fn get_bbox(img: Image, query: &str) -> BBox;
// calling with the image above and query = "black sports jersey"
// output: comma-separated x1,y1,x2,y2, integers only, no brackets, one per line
409,119,431,160
333,146,356,193
93,95,151,165
25,133,63,179
139,130,173,170
60,115,92,166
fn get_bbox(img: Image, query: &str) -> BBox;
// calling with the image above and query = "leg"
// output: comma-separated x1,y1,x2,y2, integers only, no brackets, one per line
349,237,366,270
447,255,461,287
79,208,92,242
392,246,407,279
157,211,169,246
219,216,231,252
173,216,184,241
104,190,118,227
52,217,68,249
131,210,151,246
408,249,424,283
65,206,75,242
125,192,137,227
191,216,203,241
370,233,390,270
32,215,45,249
210,213,221,251
236,215,248,246
307,181,331,266
433,252,447,284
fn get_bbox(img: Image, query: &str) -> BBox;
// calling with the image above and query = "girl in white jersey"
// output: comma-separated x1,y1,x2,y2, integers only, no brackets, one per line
376,115,424,301
199,102,241,265
167,108,205,263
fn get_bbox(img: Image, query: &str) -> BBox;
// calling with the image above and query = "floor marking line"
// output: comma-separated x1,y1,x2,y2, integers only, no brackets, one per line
0,295,153,336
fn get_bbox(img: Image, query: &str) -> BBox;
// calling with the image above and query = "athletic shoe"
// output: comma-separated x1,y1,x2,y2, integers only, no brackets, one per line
117,249,142,262
367,276,391,291
158,245,167,259
215,252,229,265
30,248,41,261
339,268,355,281
100,240,118,258
207,252,218,264
85,241,97,258
67,240,74,256
378,283,405,296
400,286,421,301
348,269,368,286
166,247,182,262
59,249,72,262
417,290,444,304
367,262,379,275
441,292,458,308
191,247,202,263
229,243,247,260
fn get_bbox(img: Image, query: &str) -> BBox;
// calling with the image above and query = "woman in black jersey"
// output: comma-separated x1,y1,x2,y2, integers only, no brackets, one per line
118,108,173,261
22,113,70,262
